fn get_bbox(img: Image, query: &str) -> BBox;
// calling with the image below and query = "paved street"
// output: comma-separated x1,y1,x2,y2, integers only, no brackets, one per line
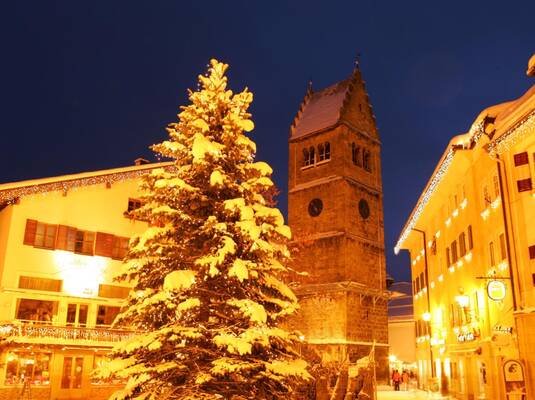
377,386,449,400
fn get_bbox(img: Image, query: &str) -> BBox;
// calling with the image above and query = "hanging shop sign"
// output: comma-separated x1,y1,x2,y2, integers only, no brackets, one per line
487,280,506,301
503,359,526,396
494,325,513,334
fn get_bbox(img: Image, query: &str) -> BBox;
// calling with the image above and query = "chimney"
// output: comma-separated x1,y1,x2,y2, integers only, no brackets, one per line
135,158,150,166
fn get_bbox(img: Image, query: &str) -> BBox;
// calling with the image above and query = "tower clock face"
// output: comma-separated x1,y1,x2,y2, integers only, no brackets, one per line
308,198,323,217
358,199,370,219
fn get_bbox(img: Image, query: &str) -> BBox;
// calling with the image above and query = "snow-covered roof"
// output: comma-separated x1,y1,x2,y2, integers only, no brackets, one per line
0,162,173,205
291,79,351,139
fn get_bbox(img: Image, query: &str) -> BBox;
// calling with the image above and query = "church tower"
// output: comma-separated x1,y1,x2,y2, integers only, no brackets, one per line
287,65,389,377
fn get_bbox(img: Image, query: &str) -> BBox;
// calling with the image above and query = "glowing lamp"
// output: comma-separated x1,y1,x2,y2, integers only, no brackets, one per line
422,312,431,322
487,280,506,301
389,355,397,362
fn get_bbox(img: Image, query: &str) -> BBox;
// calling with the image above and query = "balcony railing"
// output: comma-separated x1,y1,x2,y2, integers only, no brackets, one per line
0,321,137,345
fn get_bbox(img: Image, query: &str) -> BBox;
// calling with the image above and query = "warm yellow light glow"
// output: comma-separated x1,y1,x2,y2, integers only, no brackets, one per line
422,312,431,322
460,198,468,209
456,260,463,268
430,281,435,289
481,208,490,220
435,230,441,238
491,198,501,209
464,252,473,262
452,208,459,217
389,355,397,362
435,359,442,378
438,274,444,282
449,266,455,273
455,295,470,308
412,259,417,266
54,251,106,297
444,358,451,378
498,261,508,271
420,249,425,256
427,240,433,248
445,217,452,226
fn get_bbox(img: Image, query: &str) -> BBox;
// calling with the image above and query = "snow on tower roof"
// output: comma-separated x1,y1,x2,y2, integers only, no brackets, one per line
290,79,351,139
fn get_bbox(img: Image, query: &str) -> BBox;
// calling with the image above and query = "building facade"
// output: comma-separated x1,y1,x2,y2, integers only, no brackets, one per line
0,161,168,400
387,282,416,374
395,56,535,399
287,66,389,379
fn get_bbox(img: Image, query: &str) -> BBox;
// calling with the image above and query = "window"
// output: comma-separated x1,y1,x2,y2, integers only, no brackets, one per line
56,225,77,252
419,272,425,290
303,148,309,166
459,232,466,257
532,273,535,286
482,184,491,207
514,152,529,166
431,238,437,255
96,305,121,326
318,144,325,161
34,222,57,249
517,178,532,192
529,245,535,259
489,241,496,266
415,276,420,293
66,304,88,327
446,247,451,267
468,225,474,250
75,230,95,255
303,146,315,166
112,236,129,260
514,151,532,193
499,233,507,261
363,149,372,172
351,143,361,166
325,142,331,160
493,174,500,198
19,276,62,292
127,198,144,213
15,299,58,322
98,284,130,299
61,357,83,389
451,241,458,263
5,352,51,386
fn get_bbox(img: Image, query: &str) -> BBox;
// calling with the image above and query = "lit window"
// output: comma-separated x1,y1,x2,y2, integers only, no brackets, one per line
112,236,129,260
459,233,466,257
34,223,57,249
75,230,95,255
5,352,51,386
325,142,331,160
467,225,474,250
127,198,144,213
96,305,121,326
15,299,58,322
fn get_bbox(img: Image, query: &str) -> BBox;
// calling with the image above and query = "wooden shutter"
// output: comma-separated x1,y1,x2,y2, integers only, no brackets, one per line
95,232,114,257
23,219,37,245
514,152,529,166
529,245,535,260
56,225,76,251
517,178,532,192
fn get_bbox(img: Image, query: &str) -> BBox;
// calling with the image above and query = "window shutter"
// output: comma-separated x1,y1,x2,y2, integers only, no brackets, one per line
514,152,529,166
23,219,37,245
529,245,535,260
95,232,114,257
55,225,76,251
517,178,532,192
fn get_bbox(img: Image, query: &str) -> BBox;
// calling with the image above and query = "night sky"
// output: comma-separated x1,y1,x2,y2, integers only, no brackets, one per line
1,1,534,282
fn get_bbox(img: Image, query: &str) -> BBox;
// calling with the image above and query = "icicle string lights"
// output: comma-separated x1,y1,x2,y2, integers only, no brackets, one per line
489,110,535,155
0,164,174,205
0,322,137,343
394,148,455,254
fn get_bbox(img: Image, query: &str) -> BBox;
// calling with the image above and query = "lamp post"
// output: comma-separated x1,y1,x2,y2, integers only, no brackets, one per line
412,228,435,382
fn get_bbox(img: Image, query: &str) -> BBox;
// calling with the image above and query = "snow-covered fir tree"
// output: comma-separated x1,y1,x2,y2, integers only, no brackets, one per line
102,59,311,400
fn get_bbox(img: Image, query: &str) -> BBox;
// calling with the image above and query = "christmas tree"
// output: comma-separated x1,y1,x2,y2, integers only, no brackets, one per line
103,59,310,400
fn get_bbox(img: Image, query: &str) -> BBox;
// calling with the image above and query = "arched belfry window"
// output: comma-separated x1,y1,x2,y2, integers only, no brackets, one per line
303,148,310,166
303,146,315,166
318,142,331,162
309,146,315,165
351,143,361,166
363,149,372,172
318,143,325,161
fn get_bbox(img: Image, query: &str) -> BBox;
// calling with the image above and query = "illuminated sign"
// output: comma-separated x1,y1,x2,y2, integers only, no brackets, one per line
457,332,475,342
487,280,506,301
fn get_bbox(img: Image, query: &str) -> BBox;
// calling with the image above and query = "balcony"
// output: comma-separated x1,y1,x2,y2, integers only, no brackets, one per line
0,321,137,347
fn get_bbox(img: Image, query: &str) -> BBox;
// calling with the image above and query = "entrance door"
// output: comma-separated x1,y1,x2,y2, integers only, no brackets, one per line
57,355,84,399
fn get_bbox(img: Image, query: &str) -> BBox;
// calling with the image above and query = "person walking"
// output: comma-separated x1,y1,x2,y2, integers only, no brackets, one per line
392,370,401,391
402,370,410,391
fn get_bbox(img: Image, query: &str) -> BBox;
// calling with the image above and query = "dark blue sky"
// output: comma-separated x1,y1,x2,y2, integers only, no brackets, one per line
1,1,534,282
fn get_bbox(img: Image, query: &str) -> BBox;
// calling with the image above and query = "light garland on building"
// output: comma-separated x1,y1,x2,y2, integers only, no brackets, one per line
395,148,455,254
0,323,137,343
0,163,175,205
489,110,535,155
